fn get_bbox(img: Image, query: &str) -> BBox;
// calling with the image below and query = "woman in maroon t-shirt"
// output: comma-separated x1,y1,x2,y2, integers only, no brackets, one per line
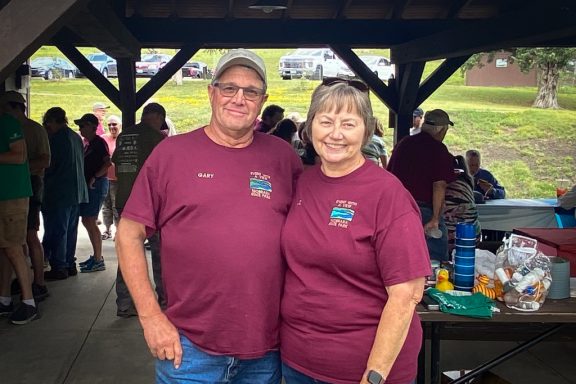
280,79,431,384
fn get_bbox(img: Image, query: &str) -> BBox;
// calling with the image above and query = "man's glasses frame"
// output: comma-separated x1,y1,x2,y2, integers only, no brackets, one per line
213,82,266,101
322,77,369,93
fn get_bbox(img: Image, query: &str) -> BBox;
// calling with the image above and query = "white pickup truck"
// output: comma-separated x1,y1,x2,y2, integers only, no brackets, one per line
278,48,343,80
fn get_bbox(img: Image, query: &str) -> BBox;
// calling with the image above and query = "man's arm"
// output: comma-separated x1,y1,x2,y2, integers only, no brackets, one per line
29,153,50,173
559,185,576,210
0,139,27,164
424,180,447,231
115,217,182,368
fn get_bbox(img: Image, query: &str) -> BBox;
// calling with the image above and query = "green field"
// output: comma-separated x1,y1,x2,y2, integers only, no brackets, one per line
28,47,576,198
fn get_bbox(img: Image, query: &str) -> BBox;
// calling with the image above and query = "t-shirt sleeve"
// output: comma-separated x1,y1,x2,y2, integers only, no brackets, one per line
6,117,24,143
374,191,432,286
121,150,163,235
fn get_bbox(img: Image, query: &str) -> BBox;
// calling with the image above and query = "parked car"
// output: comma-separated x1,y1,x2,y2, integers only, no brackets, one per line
182,61,212,78
75,52,117,78
135,54,173,77
30,57,76,80
337,55,395,82
278,48,343,80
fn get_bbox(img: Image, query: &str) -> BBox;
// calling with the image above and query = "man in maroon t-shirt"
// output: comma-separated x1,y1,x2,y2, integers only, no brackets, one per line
115,49,302,383
388,109,456,261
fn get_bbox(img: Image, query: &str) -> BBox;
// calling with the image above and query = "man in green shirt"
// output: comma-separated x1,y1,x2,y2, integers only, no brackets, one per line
0,91,51,300
0,102,37,325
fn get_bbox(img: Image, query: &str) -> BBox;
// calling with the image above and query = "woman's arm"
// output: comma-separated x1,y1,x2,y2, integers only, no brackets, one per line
360,277,425,383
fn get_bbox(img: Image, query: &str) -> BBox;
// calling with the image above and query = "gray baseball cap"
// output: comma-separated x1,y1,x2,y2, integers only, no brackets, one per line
212,49,267,89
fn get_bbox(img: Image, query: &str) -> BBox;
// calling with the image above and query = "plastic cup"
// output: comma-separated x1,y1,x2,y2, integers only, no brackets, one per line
454,255,475,267
556,179,570,198
455,245,475,257
456,223,476,239
454,264,475,275
455,238,476,247
426,227,443,239
454,272,475,290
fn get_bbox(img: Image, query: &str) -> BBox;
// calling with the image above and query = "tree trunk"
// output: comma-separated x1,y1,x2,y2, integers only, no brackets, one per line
532,63,560,109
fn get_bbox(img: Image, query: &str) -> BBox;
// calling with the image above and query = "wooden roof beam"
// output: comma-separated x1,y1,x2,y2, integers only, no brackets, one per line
135,45,200,108
447,0,472,19
391,6,576,64
0,0,90,83
56,39,120,108
330,44,398,112
334,0,353,19
66,0,141,58
392,0,411,20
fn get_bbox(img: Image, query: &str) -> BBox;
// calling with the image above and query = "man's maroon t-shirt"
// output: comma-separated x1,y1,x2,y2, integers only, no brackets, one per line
387,132,456,205
122,128,302,358
281,161,432,384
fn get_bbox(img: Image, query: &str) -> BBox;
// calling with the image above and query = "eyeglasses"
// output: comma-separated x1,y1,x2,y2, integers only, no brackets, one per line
108,123,118,127
321,77,369,93
213,83,266,101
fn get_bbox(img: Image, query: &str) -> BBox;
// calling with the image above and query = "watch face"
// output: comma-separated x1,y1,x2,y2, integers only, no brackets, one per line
367,370,384,384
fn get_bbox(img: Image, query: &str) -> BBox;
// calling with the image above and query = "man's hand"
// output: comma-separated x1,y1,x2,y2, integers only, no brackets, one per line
140,312,183,369
423,218,439,233
477,179,493,194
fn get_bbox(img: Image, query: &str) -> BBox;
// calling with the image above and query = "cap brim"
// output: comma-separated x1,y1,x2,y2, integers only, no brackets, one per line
74,119,83,125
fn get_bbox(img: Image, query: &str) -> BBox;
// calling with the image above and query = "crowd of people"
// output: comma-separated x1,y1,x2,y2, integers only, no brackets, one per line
0,48,512,383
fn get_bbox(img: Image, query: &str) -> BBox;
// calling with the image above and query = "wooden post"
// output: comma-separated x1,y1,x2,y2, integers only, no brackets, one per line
117,58,137,128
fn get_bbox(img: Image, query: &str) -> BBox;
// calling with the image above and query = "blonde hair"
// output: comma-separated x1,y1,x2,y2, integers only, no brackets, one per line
303,82,375,146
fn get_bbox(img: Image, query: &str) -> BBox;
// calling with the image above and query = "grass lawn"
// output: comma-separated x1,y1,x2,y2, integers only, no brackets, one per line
28,48,576,198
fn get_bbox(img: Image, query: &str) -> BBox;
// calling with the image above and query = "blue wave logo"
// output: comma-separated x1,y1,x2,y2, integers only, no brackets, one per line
250,178,272,192
330,207,355,221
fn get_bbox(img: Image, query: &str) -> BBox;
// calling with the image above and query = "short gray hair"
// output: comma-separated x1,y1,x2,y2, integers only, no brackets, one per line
303,82,375,146
421,124,447,135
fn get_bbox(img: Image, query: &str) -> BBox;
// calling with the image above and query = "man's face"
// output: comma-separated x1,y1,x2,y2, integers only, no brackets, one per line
208,66,267,138
79,122,97,139
107,120,121,138
467,155,480,175
413,115,422,128
93,108,107,122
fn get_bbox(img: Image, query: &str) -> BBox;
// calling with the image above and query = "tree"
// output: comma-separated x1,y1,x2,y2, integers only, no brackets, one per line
464,48,576,109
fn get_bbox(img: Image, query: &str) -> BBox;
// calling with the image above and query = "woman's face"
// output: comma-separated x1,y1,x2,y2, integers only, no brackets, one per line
311,105,366,175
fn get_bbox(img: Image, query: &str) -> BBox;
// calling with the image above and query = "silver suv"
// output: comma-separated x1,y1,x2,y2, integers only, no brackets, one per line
278,48,342,80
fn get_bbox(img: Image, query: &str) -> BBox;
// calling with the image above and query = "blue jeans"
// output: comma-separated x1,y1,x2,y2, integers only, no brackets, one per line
156,334,281,384
282,363,330,384
283,363,416,384
418,204,448,262
42,204,80,270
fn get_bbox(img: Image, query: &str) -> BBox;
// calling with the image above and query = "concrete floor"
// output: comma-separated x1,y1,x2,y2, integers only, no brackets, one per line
1,226,575,384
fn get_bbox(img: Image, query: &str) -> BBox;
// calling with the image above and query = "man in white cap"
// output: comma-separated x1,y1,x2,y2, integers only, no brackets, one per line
116,49,302,382
388,109,456,262
92,102,109,136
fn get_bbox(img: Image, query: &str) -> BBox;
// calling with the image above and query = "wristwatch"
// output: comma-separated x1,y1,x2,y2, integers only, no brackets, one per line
367,370,386,384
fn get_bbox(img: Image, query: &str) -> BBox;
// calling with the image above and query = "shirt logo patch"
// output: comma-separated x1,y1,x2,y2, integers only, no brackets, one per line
330,207,355,221
250,172,272,199
329,200,358,229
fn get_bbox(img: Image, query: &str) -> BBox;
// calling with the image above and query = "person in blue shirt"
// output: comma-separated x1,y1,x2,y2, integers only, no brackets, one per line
466,149,506,200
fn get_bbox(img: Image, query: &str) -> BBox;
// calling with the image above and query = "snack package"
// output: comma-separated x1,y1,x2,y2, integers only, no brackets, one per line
493,234,552,311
